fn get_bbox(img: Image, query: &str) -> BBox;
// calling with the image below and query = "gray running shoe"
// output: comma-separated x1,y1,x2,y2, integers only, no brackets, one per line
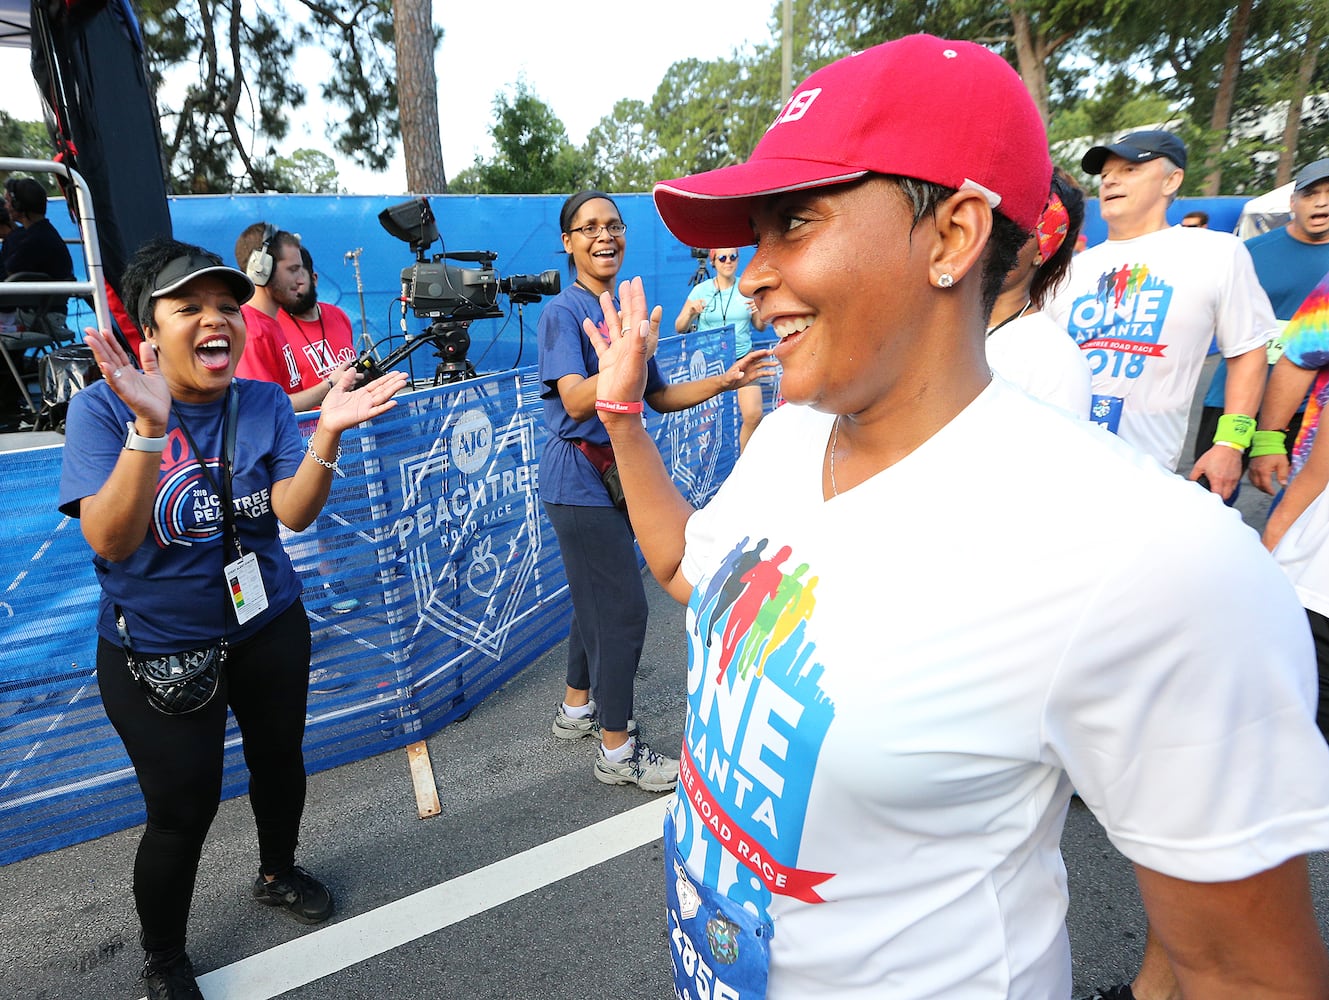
594,737,679,793
551,701,638,740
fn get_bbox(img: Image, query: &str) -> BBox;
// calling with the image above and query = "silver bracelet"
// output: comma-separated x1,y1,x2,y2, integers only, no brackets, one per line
308,443,341,473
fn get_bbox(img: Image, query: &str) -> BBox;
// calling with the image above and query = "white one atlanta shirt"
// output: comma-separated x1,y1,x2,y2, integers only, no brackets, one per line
1044,225,1276,471
671,381,1329,998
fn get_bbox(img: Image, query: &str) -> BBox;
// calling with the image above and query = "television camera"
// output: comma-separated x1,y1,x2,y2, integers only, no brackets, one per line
355,197,560,384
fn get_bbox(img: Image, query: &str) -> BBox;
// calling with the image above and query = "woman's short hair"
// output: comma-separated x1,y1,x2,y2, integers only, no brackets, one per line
122,236,227,333
893,176,1028,318
559,190,618,234
559,190,620,274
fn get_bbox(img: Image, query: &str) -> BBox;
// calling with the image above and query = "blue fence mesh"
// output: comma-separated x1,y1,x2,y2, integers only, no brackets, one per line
0,327,753,866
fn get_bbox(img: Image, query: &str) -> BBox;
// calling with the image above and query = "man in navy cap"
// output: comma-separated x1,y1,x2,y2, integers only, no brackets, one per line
1045,130,1277,501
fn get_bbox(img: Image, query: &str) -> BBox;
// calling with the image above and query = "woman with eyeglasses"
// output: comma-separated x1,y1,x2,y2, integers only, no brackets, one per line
538,190,775,792
675,248,769,450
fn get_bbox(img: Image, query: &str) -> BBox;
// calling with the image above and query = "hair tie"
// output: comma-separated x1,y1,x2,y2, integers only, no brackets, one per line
1035,192,1070,263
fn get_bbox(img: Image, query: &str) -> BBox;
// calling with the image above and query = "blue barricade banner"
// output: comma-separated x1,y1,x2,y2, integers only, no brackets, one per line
0,328,753,865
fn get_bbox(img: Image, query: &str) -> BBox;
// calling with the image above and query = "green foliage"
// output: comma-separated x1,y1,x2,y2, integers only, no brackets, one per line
583,99,659,193
264,148,344,193
138,1,401,193
145,0,1328,198
452,79,593,195
0,113,60,194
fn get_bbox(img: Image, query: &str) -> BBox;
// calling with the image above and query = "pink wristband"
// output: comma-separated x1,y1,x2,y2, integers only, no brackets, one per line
595,399,644,414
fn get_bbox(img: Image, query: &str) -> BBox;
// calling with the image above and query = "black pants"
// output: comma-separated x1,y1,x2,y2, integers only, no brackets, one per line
543,502,647,733
97,599,312,956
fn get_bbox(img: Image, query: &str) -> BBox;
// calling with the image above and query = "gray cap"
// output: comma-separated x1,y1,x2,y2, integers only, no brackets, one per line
137,252,255,329
1082,130,1188,175
1294,158,1329,192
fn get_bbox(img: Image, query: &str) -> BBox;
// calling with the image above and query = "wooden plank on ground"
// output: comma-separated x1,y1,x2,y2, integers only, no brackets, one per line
406,740,441,818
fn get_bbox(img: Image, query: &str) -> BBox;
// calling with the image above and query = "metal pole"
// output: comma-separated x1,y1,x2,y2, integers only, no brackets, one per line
782,0,793,99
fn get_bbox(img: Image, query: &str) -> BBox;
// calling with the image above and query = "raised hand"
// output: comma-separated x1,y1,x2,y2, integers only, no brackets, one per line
317,368,410,434
582,276,662,406
84,327,171,432
720,348,780,391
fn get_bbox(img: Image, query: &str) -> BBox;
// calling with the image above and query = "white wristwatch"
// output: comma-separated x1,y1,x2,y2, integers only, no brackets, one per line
123,421,168,453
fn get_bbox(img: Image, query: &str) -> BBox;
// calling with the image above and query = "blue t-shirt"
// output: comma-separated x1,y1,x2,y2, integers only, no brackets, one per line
59,378,306,652
683,277,757,357
1203,228,1329,408
537,284,665,506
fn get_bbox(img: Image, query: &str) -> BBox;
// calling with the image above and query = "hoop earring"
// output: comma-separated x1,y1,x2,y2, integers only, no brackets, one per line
937,273,954,288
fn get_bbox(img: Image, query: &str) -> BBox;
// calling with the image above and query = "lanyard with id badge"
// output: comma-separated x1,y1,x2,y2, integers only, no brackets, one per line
176,387,269,629
664,810,773,999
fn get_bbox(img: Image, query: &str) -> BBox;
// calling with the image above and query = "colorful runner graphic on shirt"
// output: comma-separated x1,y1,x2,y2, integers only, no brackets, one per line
674,536,836,924
1280,273,1329,478
1066,262,1175,381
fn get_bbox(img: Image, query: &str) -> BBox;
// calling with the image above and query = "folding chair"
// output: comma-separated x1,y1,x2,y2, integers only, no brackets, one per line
0,271,77,424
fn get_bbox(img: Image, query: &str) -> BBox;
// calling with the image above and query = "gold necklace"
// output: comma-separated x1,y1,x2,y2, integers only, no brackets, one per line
829,416,841,497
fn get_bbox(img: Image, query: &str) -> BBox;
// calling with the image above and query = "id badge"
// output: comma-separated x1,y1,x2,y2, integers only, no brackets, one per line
1089,394,1123,434
664,811,772,1000
224,551,269,625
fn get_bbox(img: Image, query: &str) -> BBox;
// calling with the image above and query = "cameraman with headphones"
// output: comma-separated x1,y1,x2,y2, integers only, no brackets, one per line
234,223,349,412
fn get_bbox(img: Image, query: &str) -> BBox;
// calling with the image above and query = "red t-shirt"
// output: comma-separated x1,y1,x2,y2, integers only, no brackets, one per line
236,304,301,393
275,303,357,393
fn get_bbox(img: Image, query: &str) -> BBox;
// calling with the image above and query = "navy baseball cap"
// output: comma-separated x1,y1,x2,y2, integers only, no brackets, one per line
1081,131,1188,175
1294,158,1329,192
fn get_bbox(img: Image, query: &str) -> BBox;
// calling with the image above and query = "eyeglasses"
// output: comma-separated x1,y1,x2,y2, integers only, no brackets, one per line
568,222,627,238
714,254,739,263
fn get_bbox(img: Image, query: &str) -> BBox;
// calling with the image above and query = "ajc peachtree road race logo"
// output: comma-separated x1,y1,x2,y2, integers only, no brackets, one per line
1066,263,1175,381
673,536,837,920
153,430,276,547
666,348,728,505
389,398,541,660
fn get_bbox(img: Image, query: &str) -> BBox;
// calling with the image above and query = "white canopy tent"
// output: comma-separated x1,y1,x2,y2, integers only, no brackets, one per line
0,0,27,49
1235,182,1294,238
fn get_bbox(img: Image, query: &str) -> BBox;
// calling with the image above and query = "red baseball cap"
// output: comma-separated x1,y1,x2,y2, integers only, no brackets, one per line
653,34,1051,248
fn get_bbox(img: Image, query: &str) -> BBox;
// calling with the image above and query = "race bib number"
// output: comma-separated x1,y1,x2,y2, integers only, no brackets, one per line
1089,394,1124,434
664,811,773,1000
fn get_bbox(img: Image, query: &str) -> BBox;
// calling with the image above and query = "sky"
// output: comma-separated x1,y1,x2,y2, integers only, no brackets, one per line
0,0,781,194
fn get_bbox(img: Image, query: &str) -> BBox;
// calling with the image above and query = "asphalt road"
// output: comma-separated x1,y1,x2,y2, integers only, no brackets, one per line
3,355,1325,1000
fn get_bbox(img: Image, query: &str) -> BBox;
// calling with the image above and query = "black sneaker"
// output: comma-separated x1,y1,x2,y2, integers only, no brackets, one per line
1080,986,1135,1000
141,952,204,1000
251,864,335,925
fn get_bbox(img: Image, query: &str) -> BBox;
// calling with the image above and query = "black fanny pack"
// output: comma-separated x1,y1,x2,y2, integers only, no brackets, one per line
116,613,227,716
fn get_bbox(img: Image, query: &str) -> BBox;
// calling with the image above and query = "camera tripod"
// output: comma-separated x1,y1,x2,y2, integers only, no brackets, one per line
688,255,711,289
354,319,477,386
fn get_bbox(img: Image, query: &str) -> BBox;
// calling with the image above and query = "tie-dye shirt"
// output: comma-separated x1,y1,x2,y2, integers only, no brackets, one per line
1282,272,1329,480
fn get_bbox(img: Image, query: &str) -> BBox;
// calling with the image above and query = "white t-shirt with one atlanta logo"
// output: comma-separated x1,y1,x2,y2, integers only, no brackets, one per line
673,384,1329,998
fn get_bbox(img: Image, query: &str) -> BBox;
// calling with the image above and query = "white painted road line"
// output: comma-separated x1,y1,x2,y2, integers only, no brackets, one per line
179,798,670,1000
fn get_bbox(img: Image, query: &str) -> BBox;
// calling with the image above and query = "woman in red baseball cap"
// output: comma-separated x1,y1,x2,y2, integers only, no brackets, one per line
586,33,1329,1000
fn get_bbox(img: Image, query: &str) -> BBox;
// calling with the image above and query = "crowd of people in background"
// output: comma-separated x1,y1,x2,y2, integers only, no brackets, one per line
17,28,1329,999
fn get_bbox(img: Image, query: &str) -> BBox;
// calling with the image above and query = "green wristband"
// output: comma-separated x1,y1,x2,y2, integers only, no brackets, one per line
1249,429,1288,458
1213,413,1255,450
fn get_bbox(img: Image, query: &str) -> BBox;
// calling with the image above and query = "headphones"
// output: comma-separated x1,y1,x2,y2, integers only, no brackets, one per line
245,223,278,286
